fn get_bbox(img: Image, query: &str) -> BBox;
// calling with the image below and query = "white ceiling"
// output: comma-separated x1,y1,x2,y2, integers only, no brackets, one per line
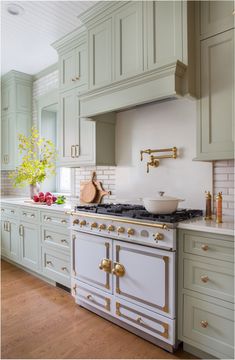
1,0,96,75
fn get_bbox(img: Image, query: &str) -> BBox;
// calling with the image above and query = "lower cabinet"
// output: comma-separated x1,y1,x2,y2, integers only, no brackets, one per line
19,221,40,271
42,247,70,287
1,218,19,262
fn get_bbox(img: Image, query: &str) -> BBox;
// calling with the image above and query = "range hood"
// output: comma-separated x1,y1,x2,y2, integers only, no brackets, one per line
80,60,189,117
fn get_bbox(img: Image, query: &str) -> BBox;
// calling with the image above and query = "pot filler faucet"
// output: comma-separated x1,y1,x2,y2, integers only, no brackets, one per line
140,147,177,173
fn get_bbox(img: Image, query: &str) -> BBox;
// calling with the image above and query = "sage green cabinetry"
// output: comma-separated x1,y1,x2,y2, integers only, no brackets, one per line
1,218,19,262
19,221,40,271
178,229,234,359
1,71,33,170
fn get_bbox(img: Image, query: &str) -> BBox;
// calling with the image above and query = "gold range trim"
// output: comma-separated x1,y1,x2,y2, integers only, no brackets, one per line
68,211,169,230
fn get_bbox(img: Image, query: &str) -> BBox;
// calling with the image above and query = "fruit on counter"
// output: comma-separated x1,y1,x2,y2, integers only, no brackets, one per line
39,194,45,202
32,191,62,206
52,195,57,202
55,195,66,205
45,192,52,197
33,195,39,202
46,195,53,206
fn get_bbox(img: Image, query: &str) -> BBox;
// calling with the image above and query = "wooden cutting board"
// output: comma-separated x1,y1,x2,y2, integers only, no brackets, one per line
80,174,111,204
80,171,97,203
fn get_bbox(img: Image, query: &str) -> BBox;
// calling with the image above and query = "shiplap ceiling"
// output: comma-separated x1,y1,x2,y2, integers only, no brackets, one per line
1,0,96,75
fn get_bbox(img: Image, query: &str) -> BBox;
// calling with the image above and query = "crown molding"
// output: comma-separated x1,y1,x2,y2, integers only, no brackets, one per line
33,63,58,81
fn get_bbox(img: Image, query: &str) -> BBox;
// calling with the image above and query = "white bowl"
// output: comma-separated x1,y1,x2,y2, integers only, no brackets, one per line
142,193,184,214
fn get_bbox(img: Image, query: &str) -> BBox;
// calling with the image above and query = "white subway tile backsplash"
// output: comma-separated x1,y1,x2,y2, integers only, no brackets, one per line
213,160,234,216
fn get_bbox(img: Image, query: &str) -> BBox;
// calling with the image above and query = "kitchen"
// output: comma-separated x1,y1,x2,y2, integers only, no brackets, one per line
1,1,234,359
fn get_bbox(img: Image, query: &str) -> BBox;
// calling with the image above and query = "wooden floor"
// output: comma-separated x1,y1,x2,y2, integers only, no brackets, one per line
1,260,196,359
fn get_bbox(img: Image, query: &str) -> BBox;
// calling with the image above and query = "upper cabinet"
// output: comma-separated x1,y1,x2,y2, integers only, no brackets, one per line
1,71,33,170
200,0,235,40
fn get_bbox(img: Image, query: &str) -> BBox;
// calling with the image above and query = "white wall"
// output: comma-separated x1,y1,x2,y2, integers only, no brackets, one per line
115,98,212,209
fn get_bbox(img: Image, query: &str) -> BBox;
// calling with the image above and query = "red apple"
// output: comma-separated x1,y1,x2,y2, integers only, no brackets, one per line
39,195,45,203
45,192,52,197
52,196,57,203
33,195,39,202
38,192,44,197
46,196,53,206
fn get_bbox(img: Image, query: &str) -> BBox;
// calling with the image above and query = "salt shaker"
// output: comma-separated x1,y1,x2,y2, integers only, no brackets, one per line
216,192,223,223
204,191,212,220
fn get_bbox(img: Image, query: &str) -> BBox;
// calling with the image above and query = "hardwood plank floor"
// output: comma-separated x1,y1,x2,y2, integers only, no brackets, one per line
1,260,196,359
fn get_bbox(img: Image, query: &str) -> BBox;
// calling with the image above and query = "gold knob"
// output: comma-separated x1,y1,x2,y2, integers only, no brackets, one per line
61,266,67,271
200,320,208,328
99,259,111,273
73,219,79,225
91,222,98,229
61,219,67,224
201,244,208,251
154,232,164,241
80,220,86,226
46,261,52,265
117,227,125,234
76,76,80,80
99,224,106,230
200,275,209,283
112,263,125,277
87,294,93,300
127,228,135,236
107,225,115,232
136,317,142,324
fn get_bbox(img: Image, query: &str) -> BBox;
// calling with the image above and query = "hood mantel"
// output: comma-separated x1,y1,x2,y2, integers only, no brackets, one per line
80,60,188,117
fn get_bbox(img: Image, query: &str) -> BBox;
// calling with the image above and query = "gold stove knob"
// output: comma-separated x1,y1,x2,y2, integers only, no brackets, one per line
80,220,86,226
127,228,135,236
73,219,79,226
154,232,164,241
91,222,98,229
107,225,115,232
117,226,125,234
99,224,106,230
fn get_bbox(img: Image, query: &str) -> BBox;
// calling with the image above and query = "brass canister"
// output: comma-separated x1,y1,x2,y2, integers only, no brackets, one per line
204,191,212,220
216,192,223,223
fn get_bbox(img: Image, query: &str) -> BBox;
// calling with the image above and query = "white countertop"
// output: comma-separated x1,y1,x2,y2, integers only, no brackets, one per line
178,216,234,236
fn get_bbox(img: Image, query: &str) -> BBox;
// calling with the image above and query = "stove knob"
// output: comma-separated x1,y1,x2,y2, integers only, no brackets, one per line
127,228,135,236
73,219,79,226
107,225,115,232
117,226,125,234
99,224,106,230
91,222,98,229
80,220,86,226
154,232,164,241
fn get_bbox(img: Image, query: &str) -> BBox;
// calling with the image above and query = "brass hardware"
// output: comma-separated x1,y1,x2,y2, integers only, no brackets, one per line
73,285,77,295
46,260,52,265
72,235,76,241
71,145,76,158
154,232,164,241
61,219,67,224
91,222,98,229
117,226,125,234
23,212,27,216
1,208,4,212
140,147,177,173
99,224,106,230
11,210,15,214
76,76,80,80
46,216,52,222
61,239,68,243
99,258,112,273
73,219,79,226
71,211,168,230
105,298,111,311
136,317,142,324
107,225,115,232
87,294,93,300
162,323,169,338
45,235,52,240
4,221,6,231
116,302,121,316
127,228,135,236
200,275,209,283
200,320,208,328
61,266,67,271
71,78,76,82
31,214,35,218
19,225,24,236
216,192,223,223
75,145,80,157
201,244,208,251
80,220,86,226
112,263,125,277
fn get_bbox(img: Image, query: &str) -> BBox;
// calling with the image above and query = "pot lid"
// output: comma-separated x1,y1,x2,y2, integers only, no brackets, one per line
143,191,184,201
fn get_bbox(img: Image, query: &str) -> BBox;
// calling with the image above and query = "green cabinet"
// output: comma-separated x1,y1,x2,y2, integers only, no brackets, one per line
19,221,39,271
1,71,33,170
1,218,19,262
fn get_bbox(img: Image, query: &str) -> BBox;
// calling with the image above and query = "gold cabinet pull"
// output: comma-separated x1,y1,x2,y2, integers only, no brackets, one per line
4,221,6,231
201,244,209,251
61,266,67,271
112,263,125,277
71,78,76,82
61,219,67,224
72,285,77,295
99,258,111,273
200,320,208,328
76,76,80,80
19,225,24,236
71,145,76,158
61,239,68,243
87,294,93,301
45,216,52,222
73,219,79,226
30,214,35,218
200,275,209,283
75,145,80,157
10,210,15,214
46,260,53,265
1,208,5,212
45,235,52,240
136,317,143,324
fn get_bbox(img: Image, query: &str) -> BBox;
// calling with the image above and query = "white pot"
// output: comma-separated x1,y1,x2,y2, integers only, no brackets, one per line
142,192,184,214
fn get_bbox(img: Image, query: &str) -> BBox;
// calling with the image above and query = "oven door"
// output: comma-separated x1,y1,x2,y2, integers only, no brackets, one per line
112,240,175,318
72,231,113,293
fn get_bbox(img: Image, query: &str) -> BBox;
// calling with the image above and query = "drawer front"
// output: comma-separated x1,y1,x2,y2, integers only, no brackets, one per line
1,205,18,219
42,227,70,252
20,208,39,224
73,279,111,314
181,231,234,262
183,258,234,303
42,249,70,287
183,294,234,358
114,298,175,345
41,212,69,228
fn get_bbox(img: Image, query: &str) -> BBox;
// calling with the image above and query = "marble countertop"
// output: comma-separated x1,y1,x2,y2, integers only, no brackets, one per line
178,216,234,236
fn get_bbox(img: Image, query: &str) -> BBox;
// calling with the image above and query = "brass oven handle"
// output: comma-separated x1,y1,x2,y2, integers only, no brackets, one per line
112,263,125,277
99,259,111,273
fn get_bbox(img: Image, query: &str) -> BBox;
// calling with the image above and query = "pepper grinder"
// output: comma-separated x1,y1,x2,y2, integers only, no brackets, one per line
216,192,223,223
204,191,212,220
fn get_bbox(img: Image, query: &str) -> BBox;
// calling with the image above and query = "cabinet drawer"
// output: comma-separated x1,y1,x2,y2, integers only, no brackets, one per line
73,280,111,314
114,298,175,345
20,208,39,224
1,205,18,219
41,212,69,228
42,227,70,252
183,258,234,303
183,294,234,358
181,230,234,262
42,249,70,287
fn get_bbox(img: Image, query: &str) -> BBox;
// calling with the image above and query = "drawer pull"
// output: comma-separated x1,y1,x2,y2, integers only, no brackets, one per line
73,219,79,226
200,275,209,283
46,217,52,222
23,212,27,216
46,260,53,265
201,244,209,251
72,235,76,241
99,258,111,273
73,285,77,295
61,219,67,224
61,266,67,271
31,214,35,218
61,239,68,243
76,76,80,80
11,210,15,214
1,208,4,212
200,320,208,328
45,235,52,240
136,317,143,324
112,263,125,277
87,294,93,301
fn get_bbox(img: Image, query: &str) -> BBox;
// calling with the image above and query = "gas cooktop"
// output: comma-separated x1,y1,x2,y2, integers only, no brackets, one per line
74,204,203,223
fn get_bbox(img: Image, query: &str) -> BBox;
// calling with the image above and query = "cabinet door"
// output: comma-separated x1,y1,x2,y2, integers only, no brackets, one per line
113,241,175,317
59,49,76,90
15,112,31,166
1,85,14,113
75,42,87,88
8,219,19,262
1,220,10,257
72,232,113,293
16,83,31,112
58,90,79,164
20,222,39,271
1,114,15,170
77,118,95,165
199,30,234,160
146,1,183,70
114,2,143,80
200,1,235,40
89,18,112,89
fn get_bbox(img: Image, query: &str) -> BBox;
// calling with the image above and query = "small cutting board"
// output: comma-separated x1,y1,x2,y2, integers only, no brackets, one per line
80,171,97,203
79,173,111,204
